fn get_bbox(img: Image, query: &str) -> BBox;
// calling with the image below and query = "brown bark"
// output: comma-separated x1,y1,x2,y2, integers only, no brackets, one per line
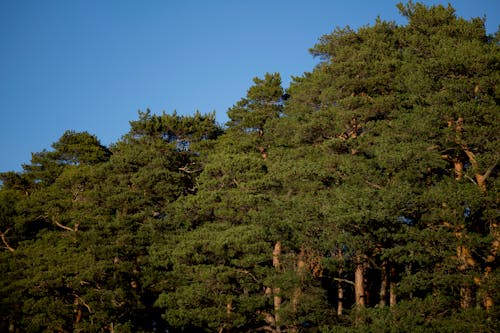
273,289,282,333
272,241,281,270
454,160,464,180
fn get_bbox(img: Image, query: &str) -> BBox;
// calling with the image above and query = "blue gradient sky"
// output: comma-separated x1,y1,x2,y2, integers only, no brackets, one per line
1,1,499,172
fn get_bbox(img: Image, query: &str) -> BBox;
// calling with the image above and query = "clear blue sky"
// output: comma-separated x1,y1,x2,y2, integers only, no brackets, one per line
1,1,498,172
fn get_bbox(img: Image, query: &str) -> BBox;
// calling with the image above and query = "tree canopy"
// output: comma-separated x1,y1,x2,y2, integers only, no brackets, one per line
1,2,499,332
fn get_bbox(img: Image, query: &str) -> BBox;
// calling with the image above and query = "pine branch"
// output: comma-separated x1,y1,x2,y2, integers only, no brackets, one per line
0,228,15,253
365,180,383,189
73,292,92,313
236,269,259,283
482,160,498,182
333,277,355,286
54,220,78,232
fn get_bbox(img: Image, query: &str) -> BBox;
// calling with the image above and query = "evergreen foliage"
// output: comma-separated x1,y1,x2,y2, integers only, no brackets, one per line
1,2,498,332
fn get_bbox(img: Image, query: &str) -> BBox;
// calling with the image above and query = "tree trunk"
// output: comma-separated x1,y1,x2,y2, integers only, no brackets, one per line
379,260,388,307
483,222,499,310
274,290,282,333
354,256,366,307
75,309,83,324
218,300,233,333
273,241,281,269
483,266,494,311
456,243,476,309
337,277,344,316
460,285,474,309
463,148,496,194
454,160,463,180
389,266,397,307
336,249,345,315
272,241,282,333
291,248,305,313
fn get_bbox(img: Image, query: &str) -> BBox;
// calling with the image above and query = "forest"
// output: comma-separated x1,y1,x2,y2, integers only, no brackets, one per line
1,2,499,332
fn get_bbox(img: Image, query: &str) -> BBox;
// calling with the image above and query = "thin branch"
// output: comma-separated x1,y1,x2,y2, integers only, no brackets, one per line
73,293,92,313
463,147,479,171
0,228,15,253
464,175,477,185
54,221,78,232
365,180,383,190
236,269,259,283
256,310,276,328
178,164,202,174
333,277,355,286
482,160,498,182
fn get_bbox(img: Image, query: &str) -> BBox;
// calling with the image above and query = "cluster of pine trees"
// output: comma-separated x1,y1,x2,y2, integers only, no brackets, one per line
1,2,499,332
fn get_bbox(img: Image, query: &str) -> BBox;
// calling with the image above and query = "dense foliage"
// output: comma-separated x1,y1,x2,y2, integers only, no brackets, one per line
1,3,499,332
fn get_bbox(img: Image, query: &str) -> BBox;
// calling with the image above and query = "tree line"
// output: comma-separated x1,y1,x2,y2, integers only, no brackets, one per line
1,2,499,332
